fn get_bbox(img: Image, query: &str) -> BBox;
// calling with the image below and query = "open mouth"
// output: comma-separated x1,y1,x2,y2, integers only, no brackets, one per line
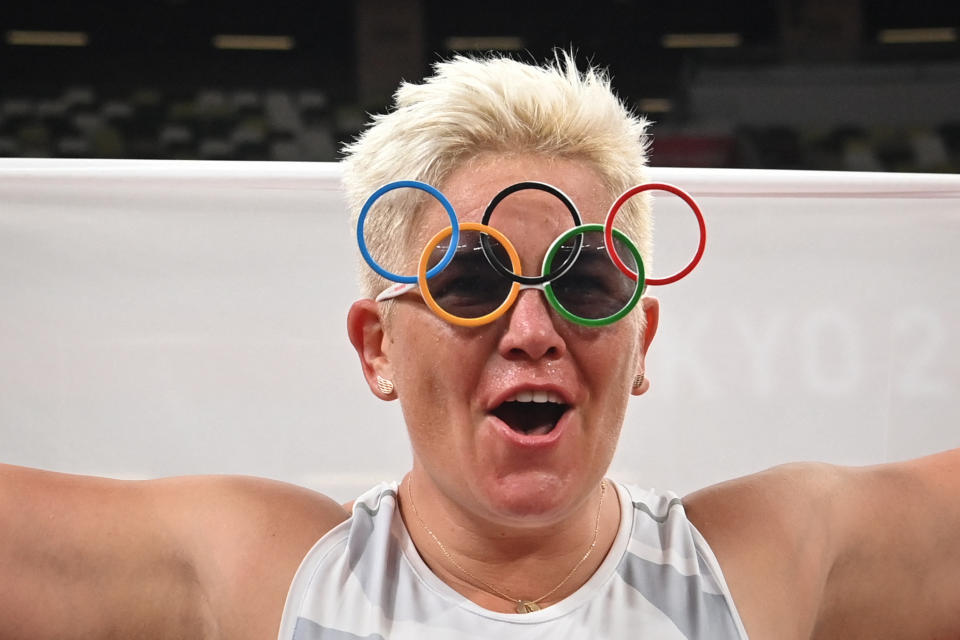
490,390,570,436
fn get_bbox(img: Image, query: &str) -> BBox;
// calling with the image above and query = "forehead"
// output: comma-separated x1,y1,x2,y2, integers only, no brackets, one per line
421,154,611,233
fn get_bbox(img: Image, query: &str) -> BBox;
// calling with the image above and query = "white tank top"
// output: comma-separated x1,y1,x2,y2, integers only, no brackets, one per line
278,481,749,640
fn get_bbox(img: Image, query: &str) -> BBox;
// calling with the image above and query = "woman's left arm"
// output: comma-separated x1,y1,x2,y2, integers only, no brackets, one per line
684,448,960,640
813,447,960,639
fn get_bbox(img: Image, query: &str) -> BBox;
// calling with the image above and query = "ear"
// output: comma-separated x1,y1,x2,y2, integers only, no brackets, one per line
632,296,659,396
347,298,396,401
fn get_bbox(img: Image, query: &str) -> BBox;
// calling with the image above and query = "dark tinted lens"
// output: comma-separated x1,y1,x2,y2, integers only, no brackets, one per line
550,231,637,319
425,230,513,319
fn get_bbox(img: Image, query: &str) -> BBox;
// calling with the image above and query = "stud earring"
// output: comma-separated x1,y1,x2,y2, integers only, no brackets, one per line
376,375,395,395
632,372,645,388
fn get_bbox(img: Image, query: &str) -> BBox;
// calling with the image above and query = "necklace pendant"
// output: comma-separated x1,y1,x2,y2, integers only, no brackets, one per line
516,600,541,614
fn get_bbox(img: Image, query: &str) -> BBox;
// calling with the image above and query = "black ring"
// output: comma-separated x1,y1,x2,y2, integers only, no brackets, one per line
479,181,584,286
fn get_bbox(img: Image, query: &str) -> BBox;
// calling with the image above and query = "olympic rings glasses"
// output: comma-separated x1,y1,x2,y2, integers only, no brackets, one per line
359,180,706,327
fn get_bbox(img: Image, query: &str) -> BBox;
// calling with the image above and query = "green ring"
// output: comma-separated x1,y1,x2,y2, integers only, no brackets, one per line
542,224,646,327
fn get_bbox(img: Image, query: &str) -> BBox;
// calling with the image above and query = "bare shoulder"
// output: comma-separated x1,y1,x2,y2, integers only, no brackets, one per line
151,475,350,640
684,450,960,640
683,463,843,640
811,449,960,639
0,465,348,640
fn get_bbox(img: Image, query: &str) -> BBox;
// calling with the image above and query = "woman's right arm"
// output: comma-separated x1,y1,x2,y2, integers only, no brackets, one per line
0,463,215,638
0,463,349,640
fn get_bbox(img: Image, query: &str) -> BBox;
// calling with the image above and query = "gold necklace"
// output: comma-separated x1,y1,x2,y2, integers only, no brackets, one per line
406,476,607,614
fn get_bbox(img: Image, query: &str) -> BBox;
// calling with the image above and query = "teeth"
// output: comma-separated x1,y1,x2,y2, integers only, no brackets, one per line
506,390,564,404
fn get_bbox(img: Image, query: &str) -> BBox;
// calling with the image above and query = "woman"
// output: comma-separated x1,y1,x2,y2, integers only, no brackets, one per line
2,54,959,640
313,52,723,636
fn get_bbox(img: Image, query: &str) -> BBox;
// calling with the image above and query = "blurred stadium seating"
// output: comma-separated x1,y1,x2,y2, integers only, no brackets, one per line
4,85,958,172
0,85,358,162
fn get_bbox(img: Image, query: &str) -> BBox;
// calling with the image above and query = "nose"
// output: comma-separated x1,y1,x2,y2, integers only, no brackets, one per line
497,288,567,361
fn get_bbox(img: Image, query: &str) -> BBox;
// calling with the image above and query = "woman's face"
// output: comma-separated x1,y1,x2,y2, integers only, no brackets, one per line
359,154,657,526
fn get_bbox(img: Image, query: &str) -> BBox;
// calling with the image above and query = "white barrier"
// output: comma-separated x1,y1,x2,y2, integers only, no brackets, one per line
1,159,958,500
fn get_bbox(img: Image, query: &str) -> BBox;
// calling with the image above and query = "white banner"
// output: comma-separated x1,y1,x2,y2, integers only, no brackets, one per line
1,159,958,500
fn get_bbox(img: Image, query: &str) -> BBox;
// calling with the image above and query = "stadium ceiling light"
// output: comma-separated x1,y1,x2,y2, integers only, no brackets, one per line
6,30,89,46
661,33,742,48
639,98,673,113
212,34,295,50
878,27,957,44
444,36,524,51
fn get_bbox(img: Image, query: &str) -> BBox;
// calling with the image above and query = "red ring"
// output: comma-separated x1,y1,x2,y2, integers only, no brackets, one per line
603,182,706,286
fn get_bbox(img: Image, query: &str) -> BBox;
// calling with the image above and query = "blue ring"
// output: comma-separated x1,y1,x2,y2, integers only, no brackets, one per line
357,180,460,284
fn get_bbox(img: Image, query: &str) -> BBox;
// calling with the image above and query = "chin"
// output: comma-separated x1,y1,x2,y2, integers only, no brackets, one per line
480,470,583,521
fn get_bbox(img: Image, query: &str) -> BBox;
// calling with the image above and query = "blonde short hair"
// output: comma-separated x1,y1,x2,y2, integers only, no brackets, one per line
342,52,653,298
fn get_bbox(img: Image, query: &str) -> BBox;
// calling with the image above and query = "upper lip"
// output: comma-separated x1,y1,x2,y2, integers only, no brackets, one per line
487,384,574,411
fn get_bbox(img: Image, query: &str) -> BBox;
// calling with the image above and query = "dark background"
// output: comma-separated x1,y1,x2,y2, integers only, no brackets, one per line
1,0,957,170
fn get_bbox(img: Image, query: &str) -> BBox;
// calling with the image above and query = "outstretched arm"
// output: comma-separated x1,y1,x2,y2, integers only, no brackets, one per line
685,448,960,640
0,464,348,640
814,448,960,638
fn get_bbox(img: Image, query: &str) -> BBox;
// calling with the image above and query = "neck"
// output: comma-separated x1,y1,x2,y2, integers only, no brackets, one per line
399,471,621,613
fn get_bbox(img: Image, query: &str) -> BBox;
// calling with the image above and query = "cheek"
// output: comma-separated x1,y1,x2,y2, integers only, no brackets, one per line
391,323,444,398
572,326,641,415
392,337,448,451
391,326,494,463
389,313,487,420
576,321,642,376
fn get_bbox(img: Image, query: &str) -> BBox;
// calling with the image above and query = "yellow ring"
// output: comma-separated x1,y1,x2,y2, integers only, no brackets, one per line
418,222,522,327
